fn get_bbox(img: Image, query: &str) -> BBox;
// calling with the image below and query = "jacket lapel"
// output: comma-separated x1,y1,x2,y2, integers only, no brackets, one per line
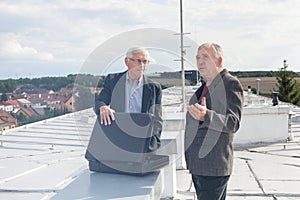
111,73,126,112
141,76,152,113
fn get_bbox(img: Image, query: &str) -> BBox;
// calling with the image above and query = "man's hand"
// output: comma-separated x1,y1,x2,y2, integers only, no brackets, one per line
99,105,115,126
187,97,207,121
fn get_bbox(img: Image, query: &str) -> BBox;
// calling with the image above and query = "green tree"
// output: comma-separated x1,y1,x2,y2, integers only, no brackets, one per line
1,93,8,101
276,60,300,105
0,82,4,93
15,113,28,126
292,84,300,106
0,79,17,93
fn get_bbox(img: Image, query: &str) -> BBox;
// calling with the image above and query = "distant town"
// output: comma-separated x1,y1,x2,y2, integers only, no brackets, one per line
1,70,300,131
0,74,104,131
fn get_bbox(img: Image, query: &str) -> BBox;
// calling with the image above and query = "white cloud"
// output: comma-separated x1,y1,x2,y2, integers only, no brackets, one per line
183,0,300,70
0,0,300,79
0,33,53,61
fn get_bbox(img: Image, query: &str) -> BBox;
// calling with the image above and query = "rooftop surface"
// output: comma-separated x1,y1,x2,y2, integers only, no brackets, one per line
1,87,300,200
1,108,299,200
175,139,300,200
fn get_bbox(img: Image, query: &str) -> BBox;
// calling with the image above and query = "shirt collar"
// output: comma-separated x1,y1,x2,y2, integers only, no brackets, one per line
126,71,143,87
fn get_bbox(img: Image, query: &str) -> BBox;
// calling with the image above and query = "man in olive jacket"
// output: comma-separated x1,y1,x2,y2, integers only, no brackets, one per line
185,43,244,200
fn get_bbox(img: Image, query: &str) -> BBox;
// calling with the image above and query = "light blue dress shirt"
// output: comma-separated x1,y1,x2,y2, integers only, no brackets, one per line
125,72,143,113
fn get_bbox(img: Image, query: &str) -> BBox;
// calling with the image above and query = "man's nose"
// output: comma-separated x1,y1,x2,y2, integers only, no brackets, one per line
137,64,145,70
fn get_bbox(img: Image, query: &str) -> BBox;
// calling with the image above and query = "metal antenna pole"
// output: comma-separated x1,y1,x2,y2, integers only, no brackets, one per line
180,0,186,112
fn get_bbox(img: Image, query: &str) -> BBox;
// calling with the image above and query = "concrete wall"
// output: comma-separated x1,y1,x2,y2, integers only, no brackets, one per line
163,104,291,147
234,105,290,144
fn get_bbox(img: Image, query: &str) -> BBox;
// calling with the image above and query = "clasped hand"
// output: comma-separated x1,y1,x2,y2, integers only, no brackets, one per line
187,97,207,121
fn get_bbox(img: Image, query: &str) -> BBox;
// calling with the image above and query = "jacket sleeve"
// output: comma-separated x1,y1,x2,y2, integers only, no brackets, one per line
201,79,244,134
149,83,163,151
94,74,113,115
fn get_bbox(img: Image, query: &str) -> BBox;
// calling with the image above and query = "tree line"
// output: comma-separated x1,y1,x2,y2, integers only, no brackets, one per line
0,74,104,94
1,69,300,107
230,70,300,78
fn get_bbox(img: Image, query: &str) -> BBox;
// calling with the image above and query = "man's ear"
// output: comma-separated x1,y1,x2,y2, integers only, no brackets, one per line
218,56,222,65
125,57,129,66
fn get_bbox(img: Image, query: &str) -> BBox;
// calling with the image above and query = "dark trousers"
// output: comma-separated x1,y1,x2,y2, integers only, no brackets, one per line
192,174,230,200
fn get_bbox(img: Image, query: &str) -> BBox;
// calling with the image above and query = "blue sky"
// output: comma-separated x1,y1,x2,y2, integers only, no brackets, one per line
0,0,299,79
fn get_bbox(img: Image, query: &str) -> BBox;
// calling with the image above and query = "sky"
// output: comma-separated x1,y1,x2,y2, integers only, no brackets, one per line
0,0,300,79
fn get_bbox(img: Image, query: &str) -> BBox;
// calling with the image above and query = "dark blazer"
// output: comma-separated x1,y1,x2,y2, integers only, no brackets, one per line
184,69,244,176
95,71,163,151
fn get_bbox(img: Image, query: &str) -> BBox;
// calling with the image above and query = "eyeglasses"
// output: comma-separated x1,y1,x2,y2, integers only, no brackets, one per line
127,57,150,65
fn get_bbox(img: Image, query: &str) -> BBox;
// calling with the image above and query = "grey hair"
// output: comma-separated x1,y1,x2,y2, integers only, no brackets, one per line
198,43,223,59
126,47,149,58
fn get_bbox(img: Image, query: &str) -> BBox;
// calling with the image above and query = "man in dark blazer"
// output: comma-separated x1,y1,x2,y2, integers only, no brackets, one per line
185,43,244,200
94,47,162,151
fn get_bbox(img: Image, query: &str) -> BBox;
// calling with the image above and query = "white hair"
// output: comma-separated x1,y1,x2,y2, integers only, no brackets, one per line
198,43,223,59
126,47,149,58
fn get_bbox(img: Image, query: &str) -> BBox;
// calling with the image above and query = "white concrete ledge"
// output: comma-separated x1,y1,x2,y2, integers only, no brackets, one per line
234,105,290,144
51,169,163,200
